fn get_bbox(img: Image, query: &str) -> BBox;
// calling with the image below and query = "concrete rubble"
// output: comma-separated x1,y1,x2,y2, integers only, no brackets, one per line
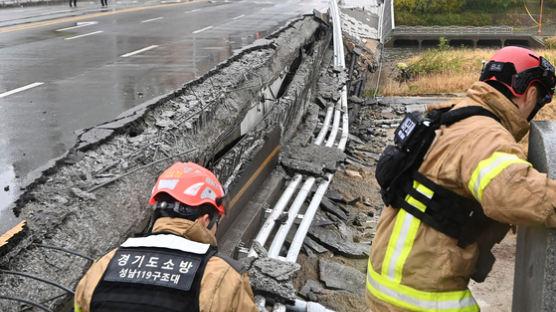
0,15,331,311
0,1,399,311
319,259,366,296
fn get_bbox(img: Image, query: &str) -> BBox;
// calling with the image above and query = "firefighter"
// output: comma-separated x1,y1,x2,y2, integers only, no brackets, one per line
74,162,258,312
367,46,556,311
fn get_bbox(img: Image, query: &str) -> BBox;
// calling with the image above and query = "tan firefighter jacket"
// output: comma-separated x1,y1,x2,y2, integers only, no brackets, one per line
74,217,258,312
366,82,556,312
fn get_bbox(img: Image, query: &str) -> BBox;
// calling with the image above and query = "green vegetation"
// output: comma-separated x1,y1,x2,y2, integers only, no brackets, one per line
395,0,556,26
546,37,556,49
380,46,556,96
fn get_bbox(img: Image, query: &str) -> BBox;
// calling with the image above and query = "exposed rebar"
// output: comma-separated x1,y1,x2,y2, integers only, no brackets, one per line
87,148,196,192
0,270,75,295
34,243,94,262
0,296,53,312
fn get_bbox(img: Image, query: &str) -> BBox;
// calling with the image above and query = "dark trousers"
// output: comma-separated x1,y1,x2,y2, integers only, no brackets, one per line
101,0,107,6
69,0,76,6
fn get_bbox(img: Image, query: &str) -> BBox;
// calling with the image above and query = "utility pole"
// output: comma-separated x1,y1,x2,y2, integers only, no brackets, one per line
538,0,544,35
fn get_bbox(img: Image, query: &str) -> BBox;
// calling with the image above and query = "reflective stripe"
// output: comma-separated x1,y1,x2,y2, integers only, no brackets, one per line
158,179,179,191
414,180,434,199
406,195,427,212
383,181,432,282
74,302,83,312
468,152,532,202
120,234,210,254
367,260,479,312
384,209,420,282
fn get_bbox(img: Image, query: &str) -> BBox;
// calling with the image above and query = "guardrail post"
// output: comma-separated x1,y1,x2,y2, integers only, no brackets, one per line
512,121,556,312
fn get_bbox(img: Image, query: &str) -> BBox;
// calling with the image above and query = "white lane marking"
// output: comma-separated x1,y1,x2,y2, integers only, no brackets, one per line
141,17,164,23
185,8,200,13
64,30,103,40
56,21,98,31
0,82,44,99
120,45,159,57
232,14,244,20
192,26,212,34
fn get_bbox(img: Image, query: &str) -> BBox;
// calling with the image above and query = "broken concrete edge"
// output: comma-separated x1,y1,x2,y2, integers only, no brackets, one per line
242,255,301,304
0,220,27,259
9,15,321,217
0,16,331,311
216,21,331,251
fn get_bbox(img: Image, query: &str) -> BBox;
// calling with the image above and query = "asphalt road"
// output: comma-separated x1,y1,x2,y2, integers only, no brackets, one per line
0,0,328,233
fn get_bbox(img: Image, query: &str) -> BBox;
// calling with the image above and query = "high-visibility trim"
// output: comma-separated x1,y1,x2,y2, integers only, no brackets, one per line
414,180,434,199
406,195,427,212
382,208,408,277
383,210,422,282
382,181,432,282
120,234,210,254
74,303,83,312
468,152,531,202
367,261,479,312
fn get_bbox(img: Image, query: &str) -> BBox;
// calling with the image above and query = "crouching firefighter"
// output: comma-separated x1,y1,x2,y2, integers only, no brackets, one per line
74,162,258,312
367,46,556,312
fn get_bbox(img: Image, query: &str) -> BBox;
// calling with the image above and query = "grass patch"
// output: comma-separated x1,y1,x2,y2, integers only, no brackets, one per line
380,48,556,96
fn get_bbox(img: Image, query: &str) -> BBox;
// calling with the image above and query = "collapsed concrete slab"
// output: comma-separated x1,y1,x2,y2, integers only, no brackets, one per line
308,223,369,258
0,15,331,311
319,259,366,296
281,144,346,178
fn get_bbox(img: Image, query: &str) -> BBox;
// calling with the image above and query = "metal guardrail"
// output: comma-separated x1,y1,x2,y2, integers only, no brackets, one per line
393,25,514,35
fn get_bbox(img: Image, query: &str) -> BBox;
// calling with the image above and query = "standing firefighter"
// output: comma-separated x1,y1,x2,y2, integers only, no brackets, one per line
368,46,556,311
74,162,258,312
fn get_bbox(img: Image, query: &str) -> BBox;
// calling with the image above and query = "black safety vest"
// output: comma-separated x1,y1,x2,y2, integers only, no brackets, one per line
377,106,504,247
90,234,244,312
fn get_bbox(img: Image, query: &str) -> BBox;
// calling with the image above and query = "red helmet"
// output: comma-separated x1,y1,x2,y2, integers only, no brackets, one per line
480,46,555,101
149,162,225,215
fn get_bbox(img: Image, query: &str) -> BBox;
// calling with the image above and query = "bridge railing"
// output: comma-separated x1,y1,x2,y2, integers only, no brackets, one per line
393,25,514,35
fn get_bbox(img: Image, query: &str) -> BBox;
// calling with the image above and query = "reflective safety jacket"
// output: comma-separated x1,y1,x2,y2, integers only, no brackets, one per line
366,82,556,312
74,217,258,312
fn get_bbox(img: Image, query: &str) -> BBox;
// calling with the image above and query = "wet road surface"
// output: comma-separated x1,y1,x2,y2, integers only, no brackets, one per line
0,0,328,233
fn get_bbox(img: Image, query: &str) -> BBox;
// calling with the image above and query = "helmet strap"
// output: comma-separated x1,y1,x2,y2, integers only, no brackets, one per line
207,215,220,230
527,103,542,121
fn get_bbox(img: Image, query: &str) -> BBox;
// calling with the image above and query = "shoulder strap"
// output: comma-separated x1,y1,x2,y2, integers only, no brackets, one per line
440,106,500,127
214,253,247,274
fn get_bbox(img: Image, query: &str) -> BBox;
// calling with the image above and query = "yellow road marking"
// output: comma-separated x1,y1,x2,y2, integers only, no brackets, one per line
0,0,208,34
0,220,26,248
229,145,280,209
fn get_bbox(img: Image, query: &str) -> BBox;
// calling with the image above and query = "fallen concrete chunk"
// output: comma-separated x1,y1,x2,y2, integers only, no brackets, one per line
308,224,369,258
255,257,300,282
320,197,348,220
281,144,345,178
246,257,300,304
303,236,328,254
313,210,335,227
319,259,365,296
326,189,346,203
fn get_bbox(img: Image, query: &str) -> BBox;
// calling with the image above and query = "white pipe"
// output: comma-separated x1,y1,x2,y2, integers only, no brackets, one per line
248,174,303,257
287,299,336,312
286,173,332,262
267,177,316,258
338,89,349,151
258,0,348,261
315,106,334,145
284,0,349,263
325,102,341,147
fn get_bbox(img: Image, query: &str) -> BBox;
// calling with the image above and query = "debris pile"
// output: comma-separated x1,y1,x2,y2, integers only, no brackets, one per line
0,15,329,312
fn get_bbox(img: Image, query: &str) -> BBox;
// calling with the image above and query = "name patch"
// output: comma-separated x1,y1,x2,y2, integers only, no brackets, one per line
103,248,201,292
